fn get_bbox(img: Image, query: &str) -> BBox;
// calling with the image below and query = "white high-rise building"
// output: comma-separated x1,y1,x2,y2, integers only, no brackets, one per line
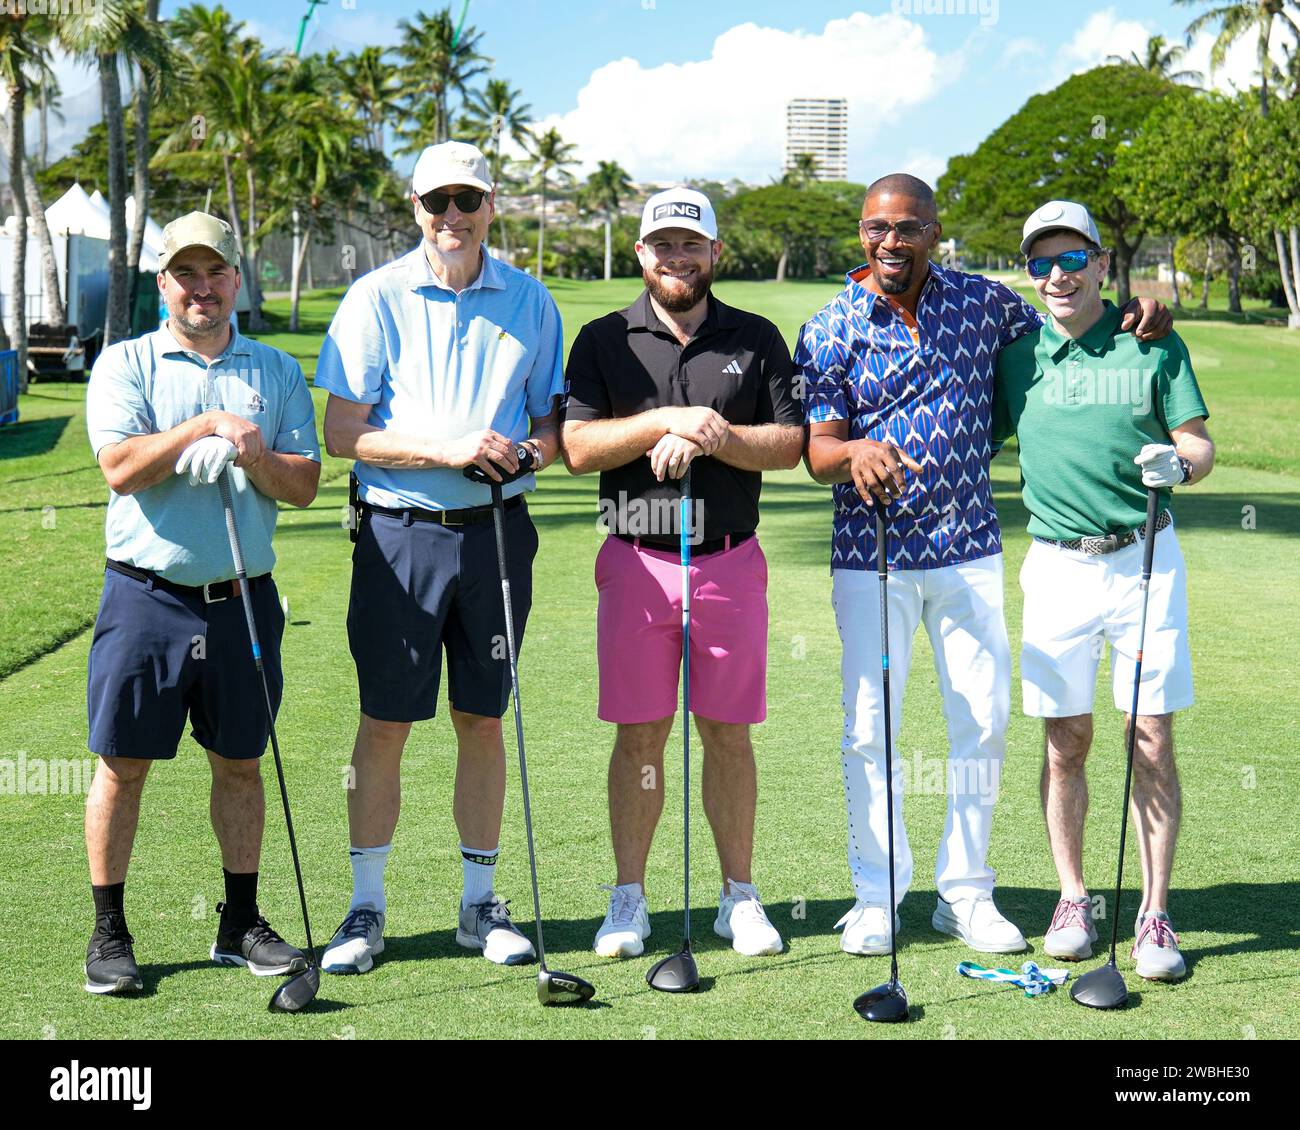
785,98,848,181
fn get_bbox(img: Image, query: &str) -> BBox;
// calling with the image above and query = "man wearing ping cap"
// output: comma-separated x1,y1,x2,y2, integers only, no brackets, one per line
561,187,804,960
314,140,564,973
82,211,321,994
994,200,1214,980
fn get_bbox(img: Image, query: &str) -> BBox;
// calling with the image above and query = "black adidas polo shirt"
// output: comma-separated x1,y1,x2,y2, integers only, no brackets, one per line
563,290,802,541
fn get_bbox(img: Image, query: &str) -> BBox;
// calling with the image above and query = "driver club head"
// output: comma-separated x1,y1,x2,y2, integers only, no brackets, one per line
853,979,909,1023
269,963,320,1014
537,968,597,1006
1070,960,1129,1010
646,947,700,994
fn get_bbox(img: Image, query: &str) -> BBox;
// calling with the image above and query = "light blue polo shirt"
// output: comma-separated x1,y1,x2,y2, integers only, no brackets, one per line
86,323,320,586
313,243,565,511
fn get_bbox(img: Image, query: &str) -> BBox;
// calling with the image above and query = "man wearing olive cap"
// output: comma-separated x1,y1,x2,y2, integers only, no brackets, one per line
82,211,321,994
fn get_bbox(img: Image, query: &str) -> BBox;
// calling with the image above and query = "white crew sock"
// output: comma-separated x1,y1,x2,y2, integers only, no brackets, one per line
460,844,499,909
349,843,392,914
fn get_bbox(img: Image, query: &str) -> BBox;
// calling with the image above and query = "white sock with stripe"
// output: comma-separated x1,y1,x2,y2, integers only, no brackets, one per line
460,844,499,909
349,843,392,914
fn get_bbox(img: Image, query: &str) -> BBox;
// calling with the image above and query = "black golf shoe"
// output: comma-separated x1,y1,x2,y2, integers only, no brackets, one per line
85,914,143,995
210,901,307,976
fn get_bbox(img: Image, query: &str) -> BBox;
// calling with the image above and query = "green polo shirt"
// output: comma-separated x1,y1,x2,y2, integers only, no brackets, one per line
993,301,1208,541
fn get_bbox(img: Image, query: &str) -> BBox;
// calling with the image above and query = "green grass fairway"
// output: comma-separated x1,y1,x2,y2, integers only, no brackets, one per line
1,278,1296,1040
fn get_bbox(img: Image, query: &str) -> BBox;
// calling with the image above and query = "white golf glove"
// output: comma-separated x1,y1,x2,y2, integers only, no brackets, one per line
1133,443,1185,488
175,436,237,486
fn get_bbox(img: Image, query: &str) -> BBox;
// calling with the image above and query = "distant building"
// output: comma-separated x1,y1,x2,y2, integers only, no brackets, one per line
785,98,848,181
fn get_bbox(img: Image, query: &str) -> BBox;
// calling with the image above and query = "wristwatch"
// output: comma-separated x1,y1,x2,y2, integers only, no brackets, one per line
1177,456,1193,484
521,439,543,471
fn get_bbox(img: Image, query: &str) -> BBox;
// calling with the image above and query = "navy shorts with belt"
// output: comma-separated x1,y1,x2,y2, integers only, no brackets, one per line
87,567,285,761
347,499,537,723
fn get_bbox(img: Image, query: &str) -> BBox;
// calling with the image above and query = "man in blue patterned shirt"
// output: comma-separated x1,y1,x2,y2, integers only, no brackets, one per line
797,174,1169,957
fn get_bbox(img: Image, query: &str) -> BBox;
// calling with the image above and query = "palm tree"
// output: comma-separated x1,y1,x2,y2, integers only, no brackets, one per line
783,151,822,186
33,65,62,172
0,13,40,378
60,0,173,346
524,127,577,282
1175,1,1300,114
1107,33,1205,84
395,6,489,149
459,78,533,184
127,0,172,329
339,46,401,154
581,161,634,281
17,34,68,332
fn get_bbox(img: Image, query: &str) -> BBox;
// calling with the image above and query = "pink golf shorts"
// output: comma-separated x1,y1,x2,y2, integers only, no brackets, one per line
595,533,769,725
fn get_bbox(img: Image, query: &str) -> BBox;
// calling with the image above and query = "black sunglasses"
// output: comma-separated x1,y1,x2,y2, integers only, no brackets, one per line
417,188,486,215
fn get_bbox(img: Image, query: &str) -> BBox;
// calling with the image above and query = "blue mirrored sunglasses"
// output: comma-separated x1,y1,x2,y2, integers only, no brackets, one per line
1026,249,1097,278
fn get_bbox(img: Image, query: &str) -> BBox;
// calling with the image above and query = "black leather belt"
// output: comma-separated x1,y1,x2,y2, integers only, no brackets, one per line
615,530,754,557
106,558,269,603
1033,510,1173,555
364,495,522,527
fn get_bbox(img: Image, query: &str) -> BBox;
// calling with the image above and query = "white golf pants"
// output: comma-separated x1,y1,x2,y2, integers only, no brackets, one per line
831,553,1011,907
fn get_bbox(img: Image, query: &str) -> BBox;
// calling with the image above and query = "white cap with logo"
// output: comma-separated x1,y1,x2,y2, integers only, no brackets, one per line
412,141,493,196
1021,200,1101,255
639,187,718,241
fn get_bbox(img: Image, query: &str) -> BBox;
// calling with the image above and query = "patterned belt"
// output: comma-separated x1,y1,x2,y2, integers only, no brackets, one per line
1033,510,1172,556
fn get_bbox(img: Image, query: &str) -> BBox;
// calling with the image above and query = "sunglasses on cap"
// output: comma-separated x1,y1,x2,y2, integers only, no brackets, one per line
417,188,486,215
1026,248,1099,278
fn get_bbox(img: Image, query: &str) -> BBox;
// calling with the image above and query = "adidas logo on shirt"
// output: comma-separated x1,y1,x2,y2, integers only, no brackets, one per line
723,359,743,376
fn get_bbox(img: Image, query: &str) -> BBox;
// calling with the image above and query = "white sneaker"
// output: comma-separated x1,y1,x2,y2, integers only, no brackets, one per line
932,893,1027,953
834,901,900,956
456,895,537,965
713,879,784,956
322,906,385,974
593,883,651,958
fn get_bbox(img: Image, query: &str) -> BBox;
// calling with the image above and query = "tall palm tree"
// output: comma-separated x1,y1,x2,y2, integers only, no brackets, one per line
60,0,173,346
1107,33,1205,84
783,151,822,185
1175,0,1300,114
128,0,171,329
459,78,533,184
0,13,40,377
339,46,401,154
395,6,489,149
17,33,68,331
524,126,577,282
33,65,62,171
581,161,633,281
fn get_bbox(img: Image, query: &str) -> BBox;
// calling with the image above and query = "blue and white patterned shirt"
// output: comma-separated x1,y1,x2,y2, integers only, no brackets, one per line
795,262,1042,572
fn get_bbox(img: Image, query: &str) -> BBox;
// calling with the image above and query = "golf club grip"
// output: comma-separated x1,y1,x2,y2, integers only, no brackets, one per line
491,483,510,582
1141,488,1159,578
218,471,248,581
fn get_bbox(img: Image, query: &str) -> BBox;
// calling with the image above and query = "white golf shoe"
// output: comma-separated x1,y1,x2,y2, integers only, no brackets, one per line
713,879,784,956
322,906,386,974
1132,911,1187,981
1043,896,1098,961
456,895,537,965
593,883,651,958
834,901,900,956
932,893,1027,953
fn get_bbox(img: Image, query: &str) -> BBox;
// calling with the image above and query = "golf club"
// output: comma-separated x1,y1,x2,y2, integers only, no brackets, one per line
647,465,700,994
1071,487,1161,1011
478,460,595,1006
853,505,909,1023
216,469,320,1014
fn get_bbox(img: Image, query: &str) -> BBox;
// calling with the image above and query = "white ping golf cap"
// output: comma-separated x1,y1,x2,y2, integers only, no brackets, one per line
1021,199,1101,255
412,141,493,195
639,187,718,241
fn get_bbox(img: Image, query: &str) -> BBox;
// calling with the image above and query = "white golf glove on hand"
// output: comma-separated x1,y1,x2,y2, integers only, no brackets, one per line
1133,442,1185,488
175,436,237,486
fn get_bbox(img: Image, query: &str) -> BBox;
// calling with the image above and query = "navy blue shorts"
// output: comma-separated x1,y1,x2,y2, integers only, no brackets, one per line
347,501,537,722
87,568,284,761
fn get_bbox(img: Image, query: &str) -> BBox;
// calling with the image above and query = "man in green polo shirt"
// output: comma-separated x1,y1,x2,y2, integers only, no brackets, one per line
993,200,1216,983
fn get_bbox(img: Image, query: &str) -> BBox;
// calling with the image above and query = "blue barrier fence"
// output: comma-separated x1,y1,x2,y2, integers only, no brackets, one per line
0,350,17,427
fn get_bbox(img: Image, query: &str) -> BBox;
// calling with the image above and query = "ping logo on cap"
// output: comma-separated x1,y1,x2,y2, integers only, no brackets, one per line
653,202,701,223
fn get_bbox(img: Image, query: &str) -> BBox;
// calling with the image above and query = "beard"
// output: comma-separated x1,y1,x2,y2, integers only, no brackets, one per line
871,253,915,295
171,307,227,337
644,260,713,312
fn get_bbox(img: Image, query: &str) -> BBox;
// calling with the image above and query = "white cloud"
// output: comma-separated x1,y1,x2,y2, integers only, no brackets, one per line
1055,9,1151,77
1183,25,1298,96
528,12,951,185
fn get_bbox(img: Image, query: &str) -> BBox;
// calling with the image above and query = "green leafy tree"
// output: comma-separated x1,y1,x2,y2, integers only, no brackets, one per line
1114,90,1250,311
1175,0,1300,116
458,77,533,185
339,46,401,154
1107,33,1204,84
721,183,859,282
578,160,634,281
933,65,1171,303
395,6,489,150
524,127,577,282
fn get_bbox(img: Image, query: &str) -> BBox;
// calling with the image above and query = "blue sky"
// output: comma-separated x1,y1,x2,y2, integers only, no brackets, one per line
86,2,1293,185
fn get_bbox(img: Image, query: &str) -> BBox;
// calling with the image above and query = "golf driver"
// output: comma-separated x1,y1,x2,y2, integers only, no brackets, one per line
647,466,700,994
1071,488,1161,1011
853,506,909,1023
472,455,595,1006
216,469,320,1013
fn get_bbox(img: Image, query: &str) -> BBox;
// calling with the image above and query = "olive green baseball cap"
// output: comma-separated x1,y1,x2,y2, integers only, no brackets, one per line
158,211,240,270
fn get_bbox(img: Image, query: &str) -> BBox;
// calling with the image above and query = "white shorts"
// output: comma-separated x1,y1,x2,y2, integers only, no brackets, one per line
1019,524,1193,718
